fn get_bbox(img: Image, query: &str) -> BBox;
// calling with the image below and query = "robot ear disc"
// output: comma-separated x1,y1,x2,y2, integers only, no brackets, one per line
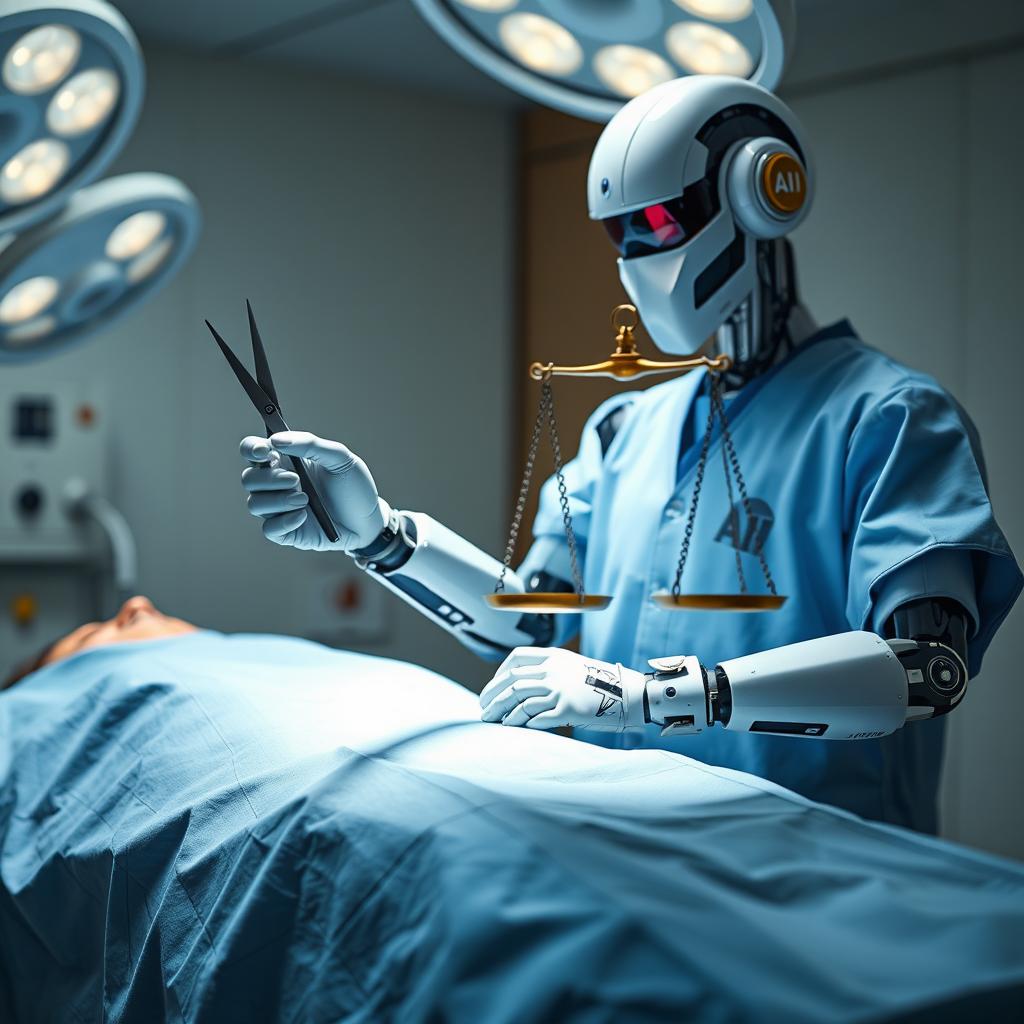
726,137,812,241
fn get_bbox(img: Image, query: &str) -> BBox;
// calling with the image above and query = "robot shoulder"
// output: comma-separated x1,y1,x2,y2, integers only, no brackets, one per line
804,333,968,433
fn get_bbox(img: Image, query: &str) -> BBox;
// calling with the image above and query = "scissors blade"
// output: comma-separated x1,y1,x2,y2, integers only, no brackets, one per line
246,299,279,409
206,308,340,544
205,319,286,433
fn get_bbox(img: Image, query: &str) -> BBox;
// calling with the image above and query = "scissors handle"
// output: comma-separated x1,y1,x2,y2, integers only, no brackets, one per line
288,455,340,544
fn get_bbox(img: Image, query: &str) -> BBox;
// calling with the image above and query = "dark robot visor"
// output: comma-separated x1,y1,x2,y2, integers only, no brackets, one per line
602,182,715,260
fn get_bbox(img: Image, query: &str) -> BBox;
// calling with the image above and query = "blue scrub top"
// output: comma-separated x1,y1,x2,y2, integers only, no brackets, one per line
522,322,1022,833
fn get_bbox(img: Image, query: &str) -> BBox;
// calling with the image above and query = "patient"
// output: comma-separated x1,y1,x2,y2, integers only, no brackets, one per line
2,595,198,689
4,593,1024,1024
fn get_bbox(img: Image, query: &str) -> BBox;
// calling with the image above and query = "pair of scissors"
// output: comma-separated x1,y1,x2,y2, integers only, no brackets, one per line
205,301,340,543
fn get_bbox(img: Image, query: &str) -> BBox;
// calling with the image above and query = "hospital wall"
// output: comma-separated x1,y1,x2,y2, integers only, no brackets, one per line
518,48,1024,861
0,48,517,691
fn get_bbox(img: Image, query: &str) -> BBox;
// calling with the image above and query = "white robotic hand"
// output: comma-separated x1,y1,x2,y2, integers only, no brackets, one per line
240,432,388,553
479,647,647,732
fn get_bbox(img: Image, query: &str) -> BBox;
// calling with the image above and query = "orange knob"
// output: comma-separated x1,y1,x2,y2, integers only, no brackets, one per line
11,593,38,628
761,152,807,215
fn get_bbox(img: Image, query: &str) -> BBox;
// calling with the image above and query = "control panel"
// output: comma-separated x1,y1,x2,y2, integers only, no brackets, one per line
0,380,107,562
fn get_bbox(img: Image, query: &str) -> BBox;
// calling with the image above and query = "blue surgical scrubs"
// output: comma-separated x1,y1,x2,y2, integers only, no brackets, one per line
523,321,1022,832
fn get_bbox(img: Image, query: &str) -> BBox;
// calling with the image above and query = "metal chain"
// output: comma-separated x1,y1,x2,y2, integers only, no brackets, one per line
711,381,778,596
544,378,586,598
671,373,719,598
494,382,550,593
716,374,748,594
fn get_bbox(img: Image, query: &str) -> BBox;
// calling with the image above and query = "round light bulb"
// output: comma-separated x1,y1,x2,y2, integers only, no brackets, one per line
2,25,80,95
106,210,167,261
673,0,754,22
126,236,174,285
594,45,676,98
0,139,71,205
0,276,59,325
666,21,754,77
498,13,583,77
47,68,121,137
4,314,57,345
454,0,517,10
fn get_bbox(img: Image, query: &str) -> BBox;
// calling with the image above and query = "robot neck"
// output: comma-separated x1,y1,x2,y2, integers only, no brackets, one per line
714,238,817,387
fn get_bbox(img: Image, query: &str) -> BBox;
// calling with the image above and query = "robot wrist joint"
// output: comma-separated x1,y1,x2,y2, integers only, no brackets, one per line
643,655,714,737
353,509,417,571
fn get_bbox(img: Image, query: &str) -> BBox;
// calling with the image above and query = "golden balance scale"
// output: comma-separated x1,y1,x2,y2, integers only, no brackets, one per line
485,304,787,615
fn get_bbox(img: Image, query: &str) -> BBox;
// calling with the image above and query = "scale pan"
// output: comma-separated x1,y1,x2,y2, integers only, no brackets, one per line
652,593,788,612
484,593,613,613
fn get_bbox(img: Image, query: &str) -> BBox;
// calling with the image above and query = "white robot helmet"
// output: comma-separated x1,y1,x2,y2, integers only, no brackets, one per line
588,75,813,355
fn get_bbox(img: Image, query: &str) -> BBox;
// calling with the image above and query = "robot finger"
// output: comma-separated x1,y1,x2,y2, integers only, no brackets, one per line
261,508,308,542
490,646,553,678
240,435,280,466
247,490,308,518
479,664,548,707
241,464,300,492
480,681,551,723
524,708,566,731
501,693,559,728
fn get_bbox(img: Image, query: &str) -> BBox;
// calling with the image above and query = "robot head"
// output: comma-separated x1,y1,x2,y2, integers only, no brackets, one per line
588,75,813,355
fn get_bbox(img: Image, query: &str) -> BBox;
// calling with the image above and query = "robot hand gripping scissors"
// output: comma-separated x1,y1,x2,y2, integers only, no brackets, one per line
205,302,340,543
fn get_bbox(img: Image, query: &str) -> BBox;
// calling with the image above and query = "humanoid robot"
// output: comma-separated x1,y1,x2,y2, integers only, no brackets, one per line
240,76,1020,829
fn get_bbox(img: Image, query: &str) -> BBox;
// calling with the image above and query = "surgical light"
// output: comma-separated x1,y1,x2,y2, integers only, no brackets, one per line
5,312,53,343
674,0,754,22
594,45,675,98
0,172,201,363
499,13,582,77
2,23,79,94
410,0,793,122
0,138,70,204
124,235,172,285
0,273,57,323
454,0,517,10
105,209,165,260
666,21,754,77
47,66,120,136
0,1,143,234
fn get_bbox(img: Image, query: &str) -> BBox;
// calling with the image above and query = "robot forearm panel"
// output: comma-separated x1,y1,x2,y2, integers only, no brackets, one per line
354,511,551,660
644,631,967,741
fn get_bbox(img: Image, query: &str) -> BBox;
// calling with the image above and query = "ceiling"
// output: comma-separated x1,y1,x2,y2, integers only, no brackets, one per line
113,0,1024,110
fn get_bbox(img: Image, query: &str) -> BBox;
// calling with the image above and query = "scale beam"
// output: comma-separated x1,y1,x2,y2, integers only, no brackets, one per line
529,352,730,382
528,305,731,382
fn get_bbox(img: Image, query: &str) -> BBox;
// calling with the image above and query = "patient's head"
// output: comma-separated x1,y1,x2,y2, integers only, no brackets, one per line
3,596,197,690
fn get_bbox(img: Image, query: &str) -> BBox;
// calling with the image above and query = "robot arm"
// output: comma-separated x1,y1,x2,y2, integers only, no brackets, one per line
353,509,568,660
647,617,968,741
237,433,580,661
479,599,970,739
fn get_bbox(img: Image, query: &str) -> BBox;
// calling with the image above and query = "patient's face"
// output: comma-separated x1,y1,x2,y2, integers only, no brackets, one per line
43,596,198,667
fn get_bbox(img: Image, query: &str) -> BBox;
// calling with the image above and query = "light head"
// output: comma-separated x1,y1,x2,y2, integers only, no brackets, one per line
588,75,813,354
